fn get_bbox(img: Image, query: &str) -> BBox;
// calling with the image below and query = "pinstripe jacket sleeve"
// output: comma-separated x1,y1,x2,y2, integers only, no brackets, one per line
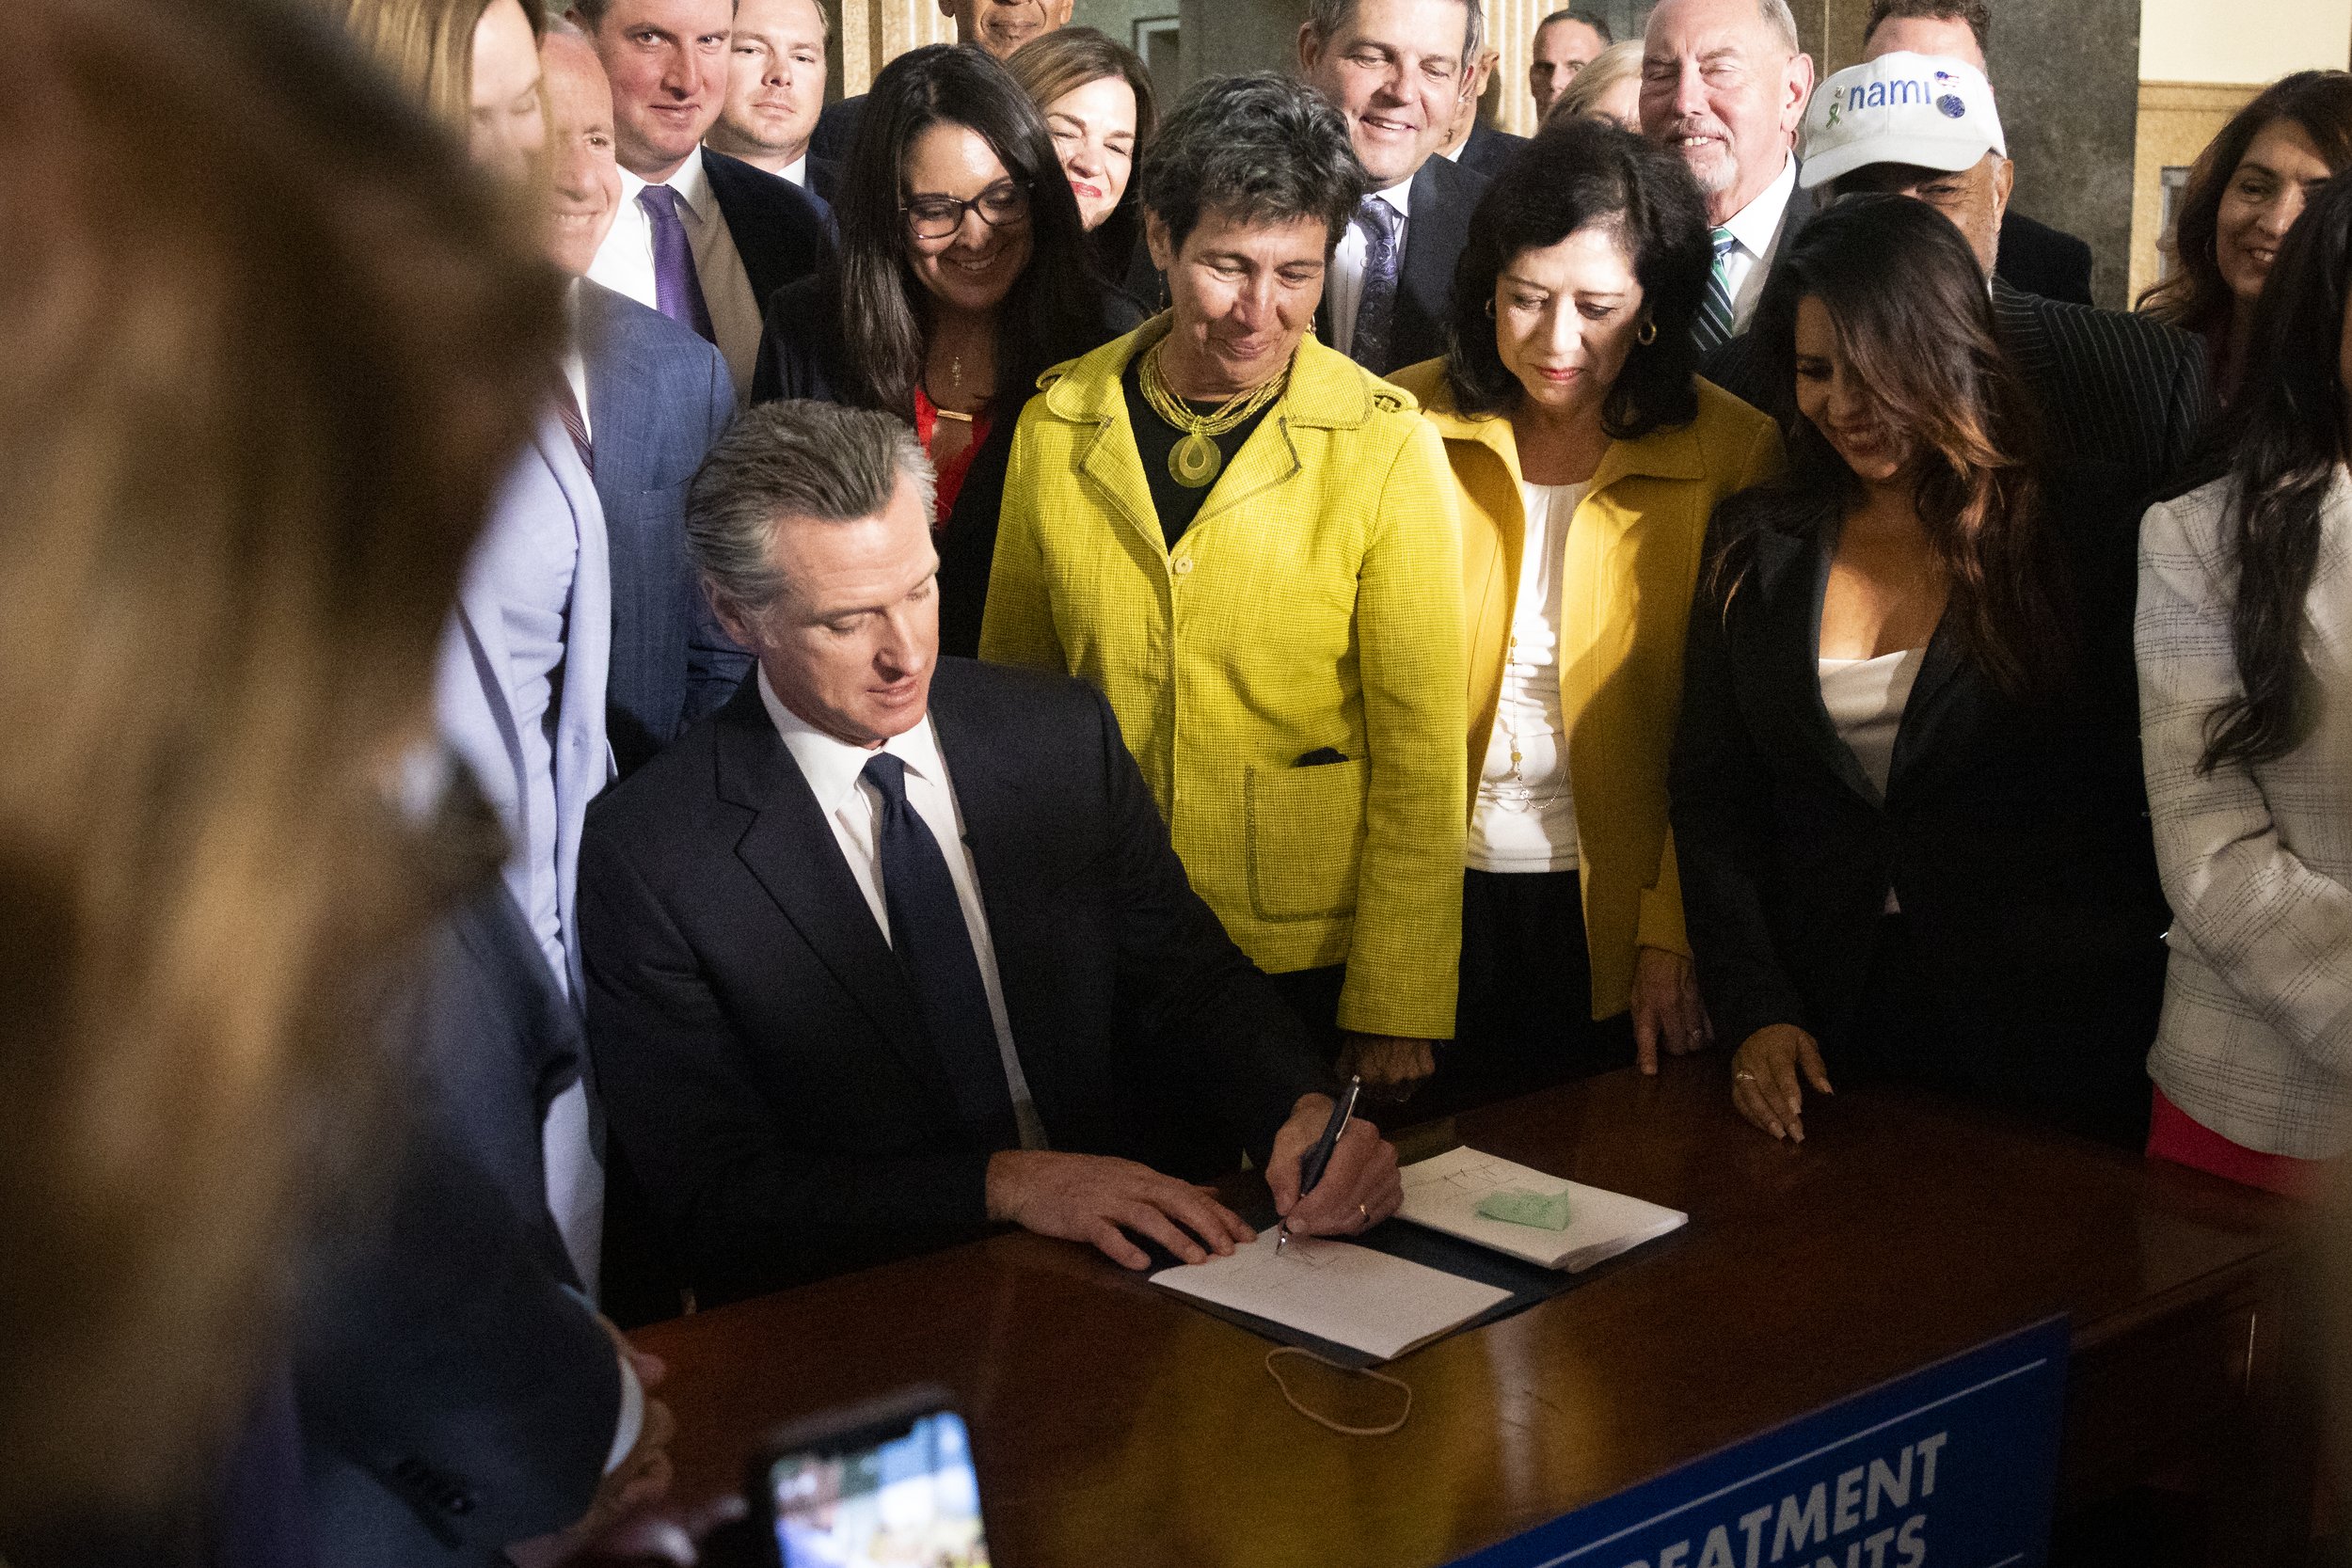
2137,474,2352,1158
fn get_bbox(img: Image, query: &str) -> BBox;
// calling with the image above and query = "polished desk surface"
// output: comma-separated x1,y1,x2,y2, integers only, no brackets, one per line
632,1063,2293,1568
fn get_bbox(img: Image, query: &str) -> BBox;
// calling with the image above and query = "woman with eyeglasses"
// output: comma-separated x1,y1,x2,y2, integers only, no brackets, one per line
752,43,1137,656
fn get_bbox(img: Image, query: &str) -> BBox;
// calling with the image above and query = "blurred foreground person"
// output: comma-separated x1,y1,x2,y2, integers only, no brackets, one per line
2137,172,2352,1195
0,0,559,1554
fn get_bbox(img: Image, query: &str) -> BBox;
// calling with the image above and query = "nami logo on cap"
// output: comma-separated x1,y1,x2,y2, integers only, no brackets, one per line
1800,52,2005,190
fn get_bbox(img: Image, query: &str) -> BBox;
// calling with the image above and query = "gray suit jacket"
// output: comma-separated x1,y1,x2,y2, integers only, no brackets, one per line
576,280,746,775
2137,473,2352,1159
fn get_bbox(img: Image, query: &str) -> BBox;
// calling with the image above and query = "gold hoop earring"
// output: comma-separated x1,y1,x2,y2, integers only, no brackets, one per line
1636,319,1658,345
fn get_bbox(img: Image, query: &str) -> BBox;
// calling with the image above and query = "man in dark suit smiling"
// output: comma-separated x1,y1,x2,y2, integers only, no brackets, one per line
580,403,1403,1305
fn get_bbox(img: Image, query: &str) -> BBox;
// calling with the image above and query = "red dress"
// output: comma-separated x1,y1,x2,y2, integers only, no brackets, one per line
913,387,992,532
2146,1085,2328,1199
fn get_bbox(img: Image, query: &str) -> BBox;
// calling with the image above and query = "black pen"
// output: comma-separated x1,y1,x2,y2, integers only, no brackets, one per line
1277,1074,1363,1256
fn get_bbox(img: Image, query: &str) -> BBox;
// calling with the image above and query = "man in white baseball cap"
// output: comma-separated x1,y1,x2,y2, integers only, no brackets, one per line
1799,51,2011,277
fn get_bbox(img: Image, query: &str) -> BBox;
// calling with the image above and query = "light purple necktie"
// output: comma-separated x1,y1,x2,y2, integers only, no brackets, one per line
638,183,716,344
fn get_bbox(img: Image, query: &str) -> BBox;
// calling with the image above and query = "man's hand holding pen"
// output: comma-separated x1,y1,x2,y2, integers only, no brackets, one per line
1267,1084,1403,1246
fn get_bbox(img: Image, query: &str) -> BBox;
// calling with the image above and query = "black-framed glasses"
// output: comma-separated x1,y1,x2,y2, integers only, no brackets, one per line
900,180,1031,241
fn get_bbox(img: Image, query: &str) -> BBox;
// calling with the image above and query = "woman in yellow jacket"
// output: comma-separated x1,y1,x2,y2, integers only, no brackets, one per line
1387,118,1783,1104
980,75,1466,1096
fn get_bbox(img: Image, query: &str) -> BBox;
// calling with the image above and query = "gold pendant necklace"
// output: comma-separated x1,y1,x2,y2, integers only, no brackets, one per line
1137,341,1289,489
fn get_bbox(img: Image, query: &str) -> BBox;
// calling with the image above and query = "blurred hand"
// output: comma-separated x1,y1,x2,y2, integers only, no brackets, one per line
1730,1024,1833,1143
507,1320,676,1567
1338,1033,1436,1101
1266,1094,1402,1238
1631,945,1712,1074
986,1149,1253,1270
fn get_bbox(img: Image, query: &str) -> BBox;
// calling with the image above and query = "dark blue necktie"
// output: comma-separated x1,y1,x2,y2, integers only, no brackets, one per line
862,752,1020,1149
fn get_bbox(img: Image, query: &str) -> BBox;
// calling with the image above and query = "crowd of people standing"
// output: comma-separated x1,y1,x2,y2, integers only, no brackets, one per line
8,0,2352,1562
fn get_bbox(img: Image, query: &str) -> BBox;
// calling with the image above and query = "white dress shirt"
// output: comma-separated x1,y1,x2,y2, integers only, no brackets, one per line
777,152,809,188
1469,481,1587,873
560,277,592,440
1719,152,1799,333
756,670,1048,1149
587,149,763,404
1327,173,1416,360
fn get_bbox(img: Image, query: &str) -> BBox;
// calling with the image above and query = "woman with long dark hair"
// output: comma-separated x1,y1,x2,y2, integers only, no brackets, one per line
2137,171,2352,1196
1385,118,1781,1111
2138,71,2352,403
752,44,1136,651
1672,196,2169,1148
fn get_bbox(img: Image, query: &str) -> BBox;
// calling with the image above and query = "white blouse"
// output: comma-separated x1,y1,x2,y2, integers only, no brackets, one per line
1818,645,1927,799
1468,481,1588,874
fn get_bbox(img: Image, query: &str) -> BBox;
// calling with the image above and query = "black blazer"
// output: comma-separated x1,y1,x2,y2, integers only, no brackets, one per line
1701,278,2208,515
805,153,839,208
1455,120,1529,182
1312,150,1488,375
701,146,834,315
1995,211,2094,308
581,659,1331,1303
576,280,748,773
1668,475,2169,1144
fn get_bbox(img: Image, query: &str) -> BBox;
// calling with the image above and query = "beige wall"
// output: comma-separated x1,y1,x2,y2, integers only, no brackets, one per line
831,0,957,96
2140,0,2351,86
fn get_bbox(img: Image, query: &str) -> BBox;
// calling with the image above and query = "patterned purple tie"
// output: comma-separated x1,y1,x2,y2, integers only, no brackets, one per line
638,183,716,344
1348,194,1404,372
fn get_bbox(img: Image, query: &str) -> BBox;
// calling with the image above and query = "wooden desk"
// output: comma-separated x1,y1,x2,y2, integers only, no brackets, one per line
632,1064,2301,1566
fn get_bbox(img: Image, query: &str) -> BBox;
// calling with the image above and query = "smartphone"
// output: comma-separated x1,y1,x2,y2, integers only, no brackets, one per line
750,1386,991,1568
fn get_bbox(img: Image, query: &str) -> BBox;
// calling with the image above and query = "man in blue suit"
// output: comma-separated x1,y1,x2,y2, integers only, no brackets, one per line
548,28,751,774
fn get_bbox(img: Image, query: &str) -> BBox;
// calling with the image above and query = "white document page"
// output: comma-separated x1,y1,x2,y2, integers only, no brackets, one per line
1397,1146,1688,1272
1150,1230,1511,1362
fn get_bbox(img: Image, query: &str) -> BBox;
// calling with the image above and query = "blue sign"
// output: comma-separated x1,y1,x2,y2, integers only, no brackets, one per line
1452,1317,2070,1568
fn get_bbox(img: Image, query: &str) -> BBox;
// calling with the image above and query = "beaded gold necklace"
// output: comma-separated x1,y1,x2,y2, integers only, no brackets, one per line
1136,341,1289,489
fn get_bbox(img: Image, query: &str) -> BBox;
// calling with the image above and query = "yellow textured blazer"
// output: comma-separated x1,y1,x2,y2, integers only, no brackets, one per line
1386,358,1784,1020
981,321,1468,1040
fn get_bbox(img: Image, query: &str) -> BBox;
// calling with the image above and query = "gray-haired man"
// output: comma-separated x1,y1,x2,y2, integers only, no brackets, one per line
580,401,1403,1305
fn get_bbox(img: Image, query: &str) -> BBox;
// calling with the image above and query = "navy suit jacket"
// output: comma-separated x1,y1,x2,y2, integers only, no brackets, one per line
702,146,834,314
1455,120,1529,181
1314,150,1488,375
577,280,747,774
582,660,1333,1304
809,94,864,165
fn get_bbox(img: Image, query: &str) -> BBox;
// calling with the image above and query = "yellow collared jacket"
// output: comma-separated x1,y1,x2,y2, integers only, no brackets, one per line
1386,358,1784,1020
981,323,1467,1041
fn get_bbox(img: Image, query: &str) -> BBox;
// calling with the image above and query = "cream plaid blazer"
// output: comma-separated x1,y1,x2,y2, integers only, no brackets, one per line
2137,472,2352,1159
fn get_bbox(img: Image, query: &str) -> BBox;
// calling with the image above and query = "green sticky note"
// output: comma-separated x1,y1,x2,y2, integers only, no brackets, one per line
1475,1187,1573,1231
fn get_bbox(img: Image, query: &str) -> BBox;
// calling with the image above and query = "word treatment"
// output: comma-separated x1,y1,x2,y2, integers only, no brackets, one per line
1616,1432,1947,1568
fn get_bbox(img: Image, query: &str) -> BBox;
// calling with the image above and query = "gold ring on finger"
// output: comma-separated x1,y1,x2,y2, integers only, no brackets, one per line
1734,1069,1757,1083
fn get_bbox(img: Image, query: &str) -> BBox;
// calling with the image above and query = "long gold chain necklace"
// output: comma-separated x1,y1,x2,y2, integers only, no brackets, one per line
1137,341,1289,489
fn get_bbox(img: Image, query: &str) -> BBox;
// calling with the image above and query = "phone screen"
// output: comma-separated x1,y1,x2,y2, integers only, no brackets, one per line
768,1409,989,1568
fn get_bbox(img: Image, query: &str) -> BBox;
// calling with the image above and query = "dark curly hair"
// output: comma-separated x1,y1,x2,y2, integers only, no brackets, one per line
1140,72,1368,258
1442,116,1710,438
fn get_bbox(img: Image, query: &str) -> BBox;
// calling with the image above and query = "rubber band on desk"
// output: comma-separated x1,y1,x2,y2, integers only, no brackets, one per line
1263,1347,1413,1435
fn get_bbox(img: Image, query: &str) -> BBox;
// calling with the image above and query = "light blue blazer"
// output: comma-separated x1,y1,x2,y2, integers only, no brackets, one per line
436,413,615,1006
